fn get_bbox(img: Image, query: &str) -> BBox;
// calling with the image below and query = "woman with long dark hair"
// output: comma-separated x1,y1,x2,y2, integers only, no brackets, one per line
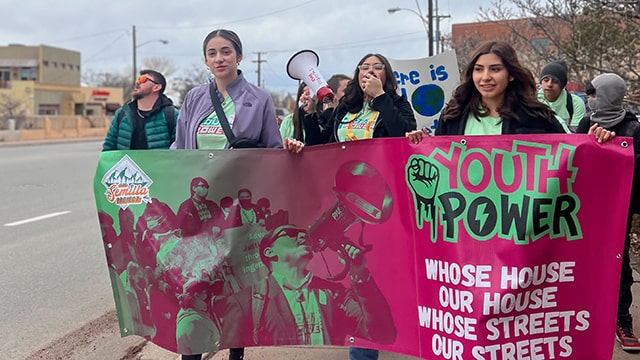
303,53,416,145
406,41,614,141
302,53,416,360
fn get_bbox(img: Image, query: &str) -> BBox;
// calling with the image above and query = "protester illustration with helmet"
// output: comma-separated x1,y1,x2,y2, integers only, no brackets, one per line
219,161,396,349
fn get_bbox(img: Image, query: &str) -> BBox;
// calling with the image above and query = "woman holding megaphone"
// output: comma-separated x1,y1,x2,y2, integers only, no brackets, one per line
301,53,416,360
302,53,416,146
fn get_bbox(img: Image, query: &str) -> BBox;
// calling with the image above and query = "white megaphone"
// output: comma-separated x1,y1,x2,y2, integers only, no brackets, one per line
286,50,334,104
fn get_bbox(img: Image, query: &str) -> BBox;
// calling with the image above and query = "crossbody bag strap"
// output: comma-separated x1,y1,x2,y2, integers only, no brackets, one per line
208,82,236,144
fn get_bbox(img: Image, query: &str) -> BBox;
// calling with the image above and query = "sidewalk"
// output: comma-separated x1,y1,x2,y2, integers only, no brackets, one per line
133,269,640,360
0,136,104,147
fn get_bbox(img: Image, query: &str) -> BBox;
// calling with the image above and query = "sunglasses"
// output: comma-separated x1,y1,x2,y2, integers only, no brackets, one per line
265,225,306,246
137,75,159,84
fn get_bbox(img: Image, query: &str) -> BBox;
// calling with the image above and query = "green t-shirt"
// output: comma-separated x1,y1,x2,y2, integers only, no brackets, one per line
336,103,380,142
537,89,586,128
464,114,503,135
279,113,295,142
196,95,235,150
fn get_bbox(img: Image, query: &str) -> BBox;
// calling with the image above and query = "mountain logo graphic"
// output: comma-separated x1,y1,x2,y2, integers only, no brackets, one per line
101,155,153,210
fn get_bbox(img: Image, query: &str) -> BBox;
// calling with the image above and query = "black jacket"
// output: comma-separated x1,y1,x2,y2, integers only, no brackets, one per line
303,92,416,145
577,111,640,214
435,105,566,136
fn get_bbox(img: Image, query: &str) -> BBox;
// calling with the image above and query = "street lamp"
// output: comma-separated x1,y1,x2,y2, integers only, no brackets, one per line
132,25,169,85
388,0,450,56
388,6,433,56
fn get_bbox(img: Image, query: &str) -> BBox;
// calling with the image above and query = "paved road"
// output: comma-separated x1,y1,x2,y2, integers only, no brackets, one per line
0,141,116,358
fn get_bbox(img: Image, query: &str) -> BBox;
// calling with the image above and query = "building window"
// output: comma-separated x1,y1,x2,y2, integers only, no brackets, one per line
43,60,49,67
52,61,58,68
38,104,60,115
61,63,66,69
19,68,37,81
531,38,550,52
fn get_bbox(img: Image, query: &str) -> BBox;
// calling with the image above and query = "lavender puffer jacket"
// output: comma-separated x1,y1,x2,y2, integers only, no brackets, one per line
171,71,282,150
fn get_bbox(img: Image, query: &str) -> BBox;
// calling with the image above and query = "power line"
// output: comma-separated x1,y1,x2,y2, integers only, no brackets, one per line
50,28,128,44
82,32,129,64
258,31,426,54
139,0,320,30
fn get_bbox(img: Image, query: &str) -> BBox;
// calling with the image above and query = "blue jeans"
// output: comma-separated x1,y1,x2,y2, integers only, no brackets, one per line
349,347,379,360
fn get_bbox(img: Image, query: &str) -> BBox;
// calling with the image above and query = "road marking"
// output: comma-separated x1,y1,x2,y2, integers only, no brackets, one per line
4,211,71,227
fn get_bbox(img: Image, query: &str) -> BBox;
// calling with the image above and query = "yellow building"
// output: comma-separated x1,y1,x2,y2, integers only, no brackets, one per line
0,44,123,117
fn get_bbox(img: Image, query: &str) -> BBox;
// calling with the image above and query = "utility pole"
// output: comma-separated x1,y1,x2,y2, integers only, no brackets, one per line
252,52,267,88
434,0,451,54
132,25,137,86
427,0,434,56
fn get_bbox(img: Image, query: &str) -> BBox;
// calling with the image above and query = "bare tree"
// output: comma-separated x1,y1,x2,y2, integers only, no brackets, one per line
141,57,178,79
172,64,212,106
479,0,640,103
0,93,28,129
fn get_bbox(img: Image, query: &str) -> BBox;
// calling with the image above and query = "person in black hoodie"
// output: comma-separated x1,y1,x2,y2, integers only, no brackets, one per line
576,73,640,352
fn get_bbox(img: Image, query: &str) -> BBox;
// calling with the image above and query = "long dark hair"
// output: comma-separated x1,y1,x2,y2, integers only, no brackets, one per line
292,82,306,141
342,53,398,114
443,41,556,123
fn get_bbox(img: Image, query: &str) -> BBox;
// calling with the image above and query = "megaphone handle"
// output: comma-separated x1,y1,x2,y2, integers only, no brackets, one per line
327,247,351,282
355,223,373,256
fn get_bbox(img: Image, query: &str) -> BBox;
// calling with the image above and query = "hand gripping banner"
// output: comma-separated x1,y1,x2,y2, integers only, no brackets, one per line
93,135,633,359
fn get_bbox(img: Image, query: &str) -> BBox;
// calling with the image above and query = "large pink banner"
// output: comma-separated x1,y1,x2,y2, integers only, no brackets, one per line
94,135,633,359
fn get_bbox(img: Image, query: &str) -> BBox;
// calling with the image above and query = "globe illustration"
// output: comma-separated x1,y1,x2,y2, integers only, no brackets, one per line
411,84,445,117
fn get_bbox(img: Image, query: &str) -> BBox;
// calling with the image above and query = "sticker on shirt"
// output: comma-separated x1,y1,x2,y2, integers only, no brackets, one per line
197,113,236,135
337,110,379,142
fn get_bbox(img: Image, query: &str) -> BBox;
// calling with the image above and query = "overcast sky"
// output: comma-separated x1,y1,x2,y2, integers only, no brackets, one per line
0,0,493,94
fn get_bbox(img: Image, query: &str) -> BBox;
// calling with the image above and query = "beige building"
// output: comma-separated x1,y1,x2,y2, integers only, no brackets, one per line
0,43,123,117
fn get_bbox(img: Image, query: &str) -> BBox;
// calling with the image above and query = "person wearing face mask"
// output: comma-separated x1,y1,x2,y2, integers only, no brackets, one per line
302,53,416,146
576,73,640,352
176,177,224,238
236,188,257,225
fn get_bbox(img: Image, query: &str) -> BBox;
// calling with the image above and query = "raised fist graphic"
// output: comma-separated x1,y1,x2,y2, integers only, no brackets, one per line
406,157,439,239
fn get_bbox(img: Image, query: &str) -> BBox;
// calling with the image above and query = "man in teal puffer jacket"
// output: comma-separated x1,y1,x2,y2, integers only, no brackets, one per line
103,69,178,151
